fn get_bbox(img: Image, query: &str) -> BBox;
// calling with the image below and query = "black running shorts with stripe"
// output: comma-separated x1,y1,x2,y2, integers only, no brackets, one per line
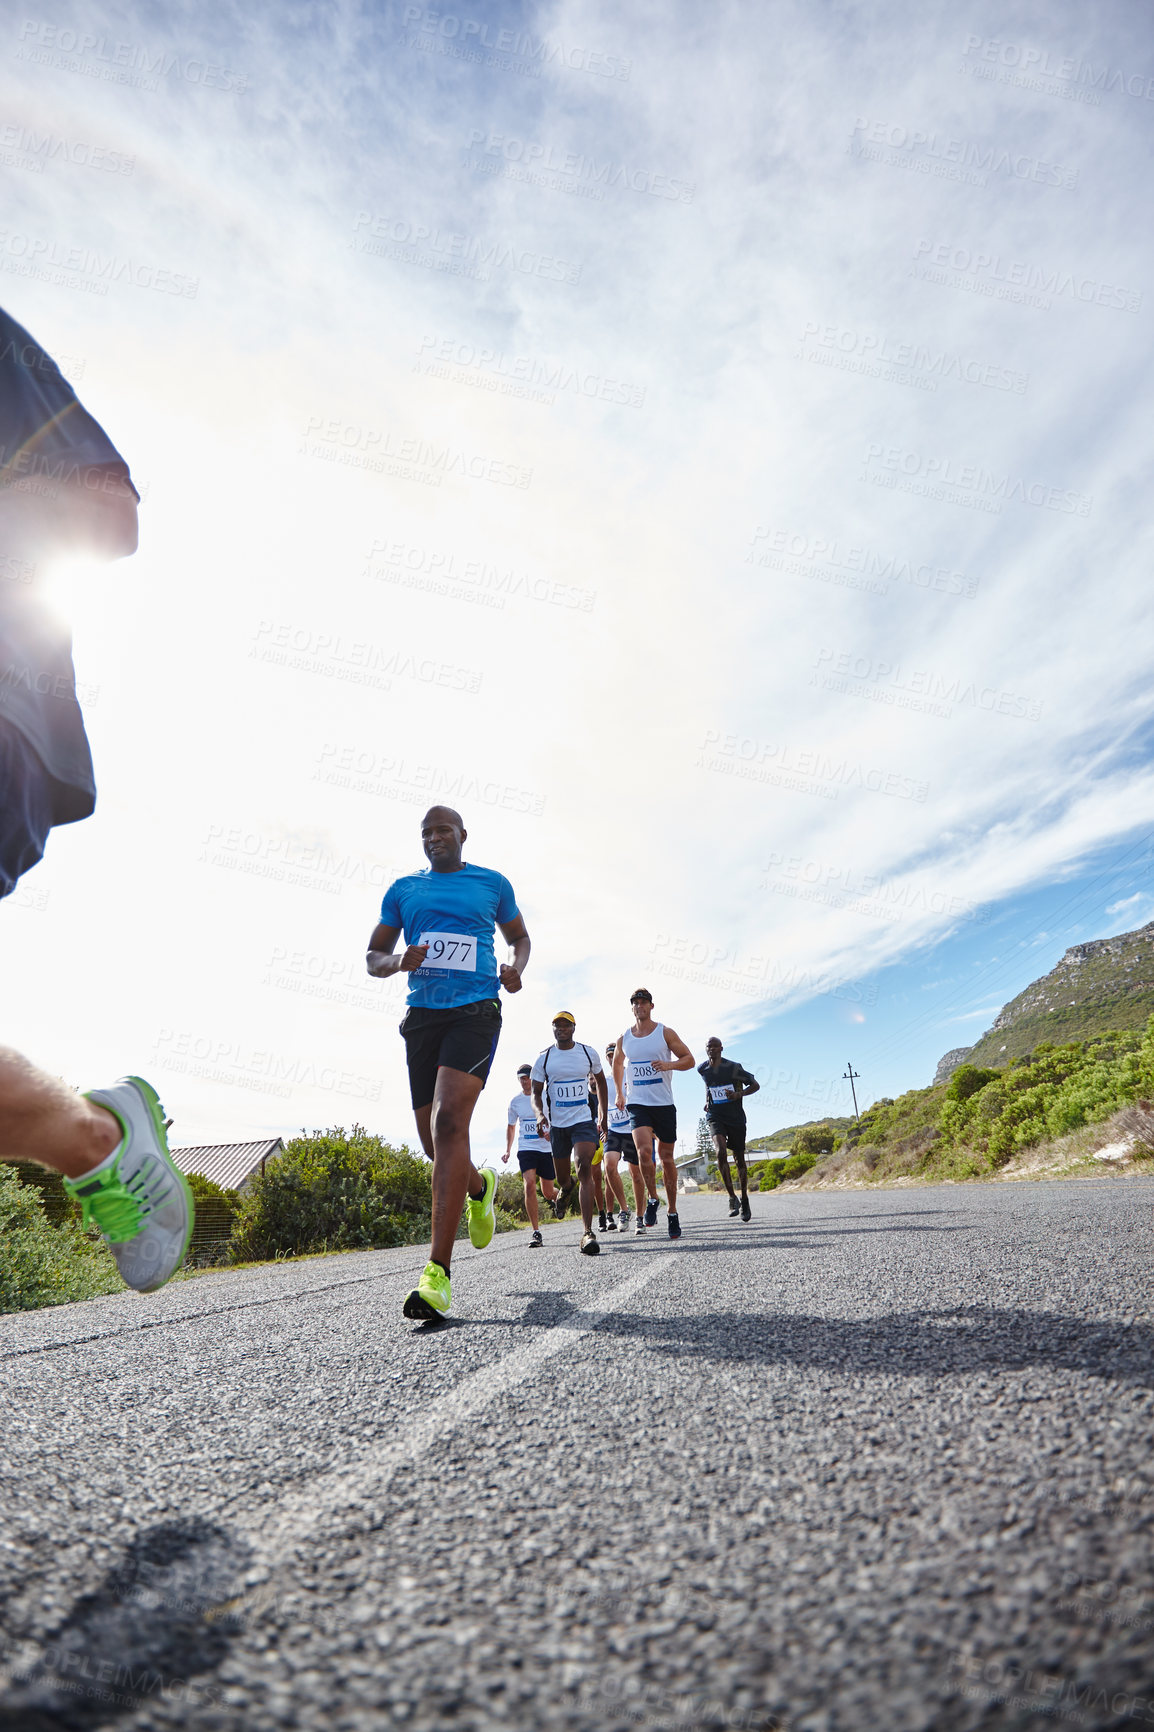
400,998,502,1110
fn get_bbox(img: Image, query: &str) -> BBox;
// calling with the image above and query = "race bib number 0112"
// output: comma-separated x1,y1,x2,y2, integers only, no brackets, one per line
552,1078,588,1103
417,931,477,971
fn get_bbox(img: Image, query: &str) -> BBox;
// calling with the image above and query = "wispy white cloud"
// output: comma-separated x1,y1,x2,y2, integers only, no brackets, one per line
3,0,1153,1154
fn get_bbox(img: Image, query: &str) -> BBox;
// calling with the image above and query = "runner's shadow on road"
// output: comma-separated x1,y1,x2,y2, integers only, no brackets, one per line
0,1519,249,1730
512,1293,1154,1386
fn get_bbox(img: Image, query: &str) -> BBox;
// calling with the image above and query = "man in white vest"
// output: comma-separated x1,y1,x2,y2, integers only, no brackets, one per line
531,1013,608,1255
612,989,695,1239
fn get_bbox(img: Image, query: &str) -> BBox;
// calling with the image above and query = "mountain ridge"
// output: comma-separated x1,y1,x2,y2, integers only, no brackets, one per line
934,918,1154,1081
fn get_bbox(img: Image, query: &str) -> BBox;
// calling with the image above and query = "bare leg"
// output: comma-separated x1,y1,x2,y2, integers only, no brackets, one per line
629,1161,646,1215
541,1176,557,1205
657,1140,679,1212
734,1150,749,1201
714,1131,736,1199
521,1167,540,1231
574,1142,596,1232
422,1067,486,1272
632,1125,659,1206
604,1152,628,1211
0,1046,121,1178
591,1163,605,1215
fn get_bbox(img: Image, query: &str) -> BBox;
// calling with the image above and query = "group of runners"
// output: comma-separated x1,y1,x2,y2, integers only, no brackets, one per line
0,304,765,1319
367,808,762,1322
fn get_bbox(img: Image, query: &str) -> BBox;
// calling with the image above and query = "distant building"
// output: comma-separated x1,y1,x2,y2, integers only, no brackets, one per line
170,1139,285,1194
675,1151,707,1190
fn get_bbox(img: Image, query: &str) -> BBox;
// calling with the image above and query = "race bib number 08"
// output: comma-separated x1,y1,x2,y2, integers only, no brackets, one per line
417,931,477,971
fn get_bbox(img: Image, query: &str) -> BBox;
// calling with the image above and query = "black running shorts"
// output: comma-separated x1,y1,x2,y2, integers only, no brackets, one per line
628,1103,677,1145
516,1146,555,1179
709,1113,747,1157
605,1128,636,1158
0,721,54,900
550,1120,599,1162
400,998,502,1110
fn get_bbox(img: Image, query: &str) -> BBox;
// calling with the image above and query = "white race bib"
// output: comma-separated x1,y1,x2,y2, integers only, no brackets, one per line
630,1061,660,1085
552,1077,589,1105
609,1104,632,1131
710,1084,734,1104
417,931,477,972
519,1116,548,1146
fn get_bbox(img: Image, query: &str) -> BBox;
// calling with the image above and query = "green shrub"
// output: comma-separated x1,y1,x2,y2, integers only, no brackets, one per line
184,1172,242,1267
749,1149,818,1190
946,1064,1001,1104
229,1127,433,1261
0,1164,121,1313
792,1125,835,1157
495,1170,530,1220
186,1172,241,1206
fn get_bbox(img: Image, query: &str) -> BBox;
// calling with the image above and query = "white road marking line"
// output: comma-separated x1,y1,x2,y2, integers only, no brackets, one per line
248,1255,674,1569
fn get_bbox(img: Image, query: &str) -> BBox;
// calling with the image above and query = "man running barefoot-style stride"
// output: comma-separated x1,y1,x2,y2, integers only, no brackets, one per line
613,990,694,1240
531,1013,608,1256
698,1036,759,1220
503,1062,557,1248
367,807,530,1320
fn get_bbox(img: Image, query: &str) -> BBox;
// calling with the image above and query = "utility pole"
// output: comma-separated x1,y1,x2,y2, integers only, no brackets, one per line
843,1061,861,1122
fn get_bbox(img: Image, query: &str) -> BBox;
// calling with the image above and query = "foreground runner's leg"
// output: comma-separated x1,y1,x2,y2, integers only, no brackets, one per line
0,1053,194,1292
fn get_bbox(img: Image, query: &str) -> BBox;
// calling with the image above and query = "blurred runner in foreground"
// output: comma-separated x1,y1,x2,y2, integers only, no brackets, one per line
0,305,193,1291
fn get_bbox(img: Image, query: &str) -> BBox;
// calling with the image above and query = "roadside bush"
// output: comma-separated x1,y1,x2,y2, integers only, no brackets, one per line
749,1150,819,1190
229,1127,432,1261
937,1024,1154,1167
0,1164,121,1313
791,1125,835,1158
946,1064,1001,1104
495,1170,529,1220
184,1173,242,1267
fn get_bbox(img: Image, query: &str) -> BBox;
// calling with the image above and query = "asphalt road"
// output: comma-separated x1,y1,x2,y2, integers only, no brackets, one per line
2,1179,1154,1732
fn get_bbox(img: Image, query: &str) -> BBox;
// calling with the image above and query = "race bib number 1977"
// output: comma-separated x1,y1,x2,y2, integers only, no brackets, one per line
417,931,477,971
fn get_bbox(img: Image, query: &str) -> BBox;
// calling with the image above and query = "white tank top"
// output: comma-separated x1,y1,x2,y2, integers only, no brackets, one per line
621,1023,675,1108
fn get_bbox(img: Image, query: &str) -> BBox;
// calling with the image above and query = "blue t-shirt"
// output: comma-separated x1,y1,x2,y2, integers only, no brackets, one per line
379,862,520,1009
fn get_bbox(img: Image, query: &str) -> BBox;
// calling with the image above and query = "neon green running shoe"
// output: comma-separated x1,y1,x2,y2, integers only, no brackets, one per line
403,1261,451,1321
63,1076,194,1293
466,1166,497,1250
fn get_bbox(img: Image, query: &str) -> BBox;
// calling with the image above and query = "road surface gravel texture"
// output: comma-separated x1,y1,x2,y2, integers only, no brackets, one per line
2,1181,1153,1731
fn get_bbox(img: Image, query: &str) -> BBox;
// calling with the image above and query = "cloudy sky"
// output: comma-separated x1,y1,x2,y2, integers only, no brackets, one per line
3,0,1153,1163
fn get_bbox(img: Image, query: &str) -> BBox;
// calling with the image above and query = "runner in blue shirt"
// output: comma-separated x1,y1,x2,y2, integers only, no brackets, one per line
367,805,530,1321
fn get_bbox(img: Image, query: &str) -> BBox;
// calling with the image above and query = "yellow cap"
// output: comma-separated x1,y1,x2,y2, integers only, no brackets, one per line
552,1010,576,1024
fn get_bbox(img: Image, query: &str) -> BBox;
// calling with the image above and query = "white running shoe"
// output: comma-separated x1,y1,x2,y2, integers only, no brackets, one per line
64,1077,194,1293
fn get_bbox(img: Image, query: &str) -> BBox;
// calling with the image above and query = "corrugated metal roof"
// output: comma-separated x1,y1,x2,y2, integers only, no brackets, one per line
170,1139,285,1193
